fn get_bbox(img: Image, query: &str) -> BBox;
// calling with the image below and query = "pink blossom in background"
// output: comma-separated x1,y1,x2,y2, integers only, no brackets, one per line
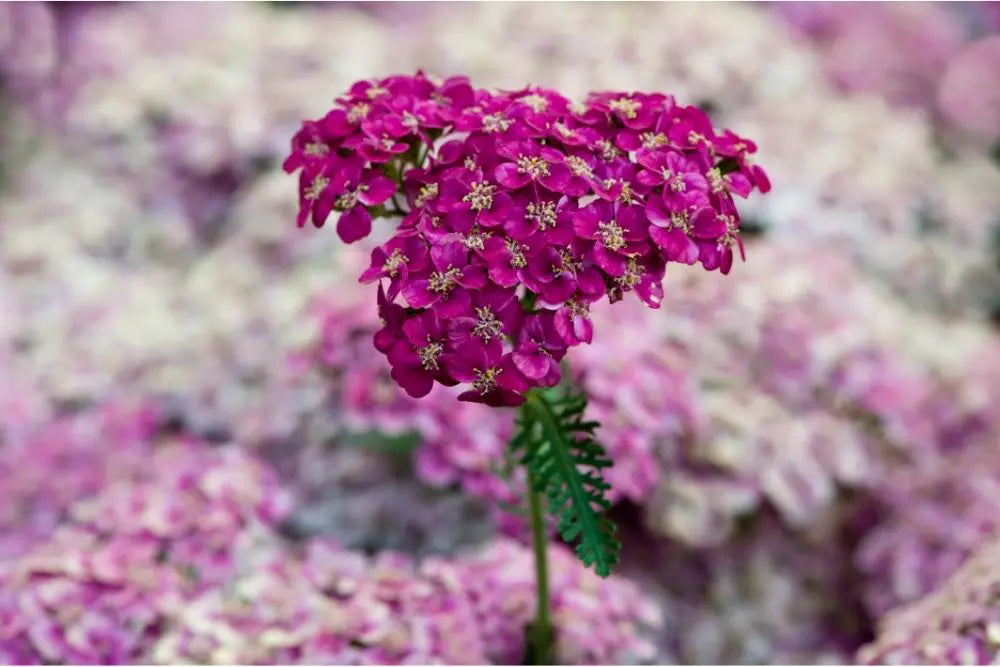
674,520,863,664
0,438,292,664
4,2,1000,664
151,536,665,665
937,36,1000,143
0,431,663,664
0,400,161,561
775,2,965,110
858,536,1000,664
854,340,1000,619
460,539,663,664
0,2,58,120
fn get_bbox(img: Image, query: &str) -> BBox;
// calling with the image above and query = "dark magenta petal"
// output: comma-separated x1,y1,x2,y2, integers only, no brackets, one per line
495,140,520,162
359,268,384,284
698,242,722,271
391,364,434,398
447,209,478,234
681,172,709,192
458,389,525,407
690,208,726,240
446,316,478,349
637,151,667,172
554,308,576,345
373,328,396,354
458,264,488,289
594,244,627,277
436,140,465,164
498,355,532,392
494,163,531,189
386,339,417,368
637,170,664,188
361,174,396,205
623,108,656,131
402,280,436,308
636,275,664,309
504,211,537,240
359,144,394,163
573,315,593,344
445,340,490,382
336,206,372,243
488,262,519,288
481,236,509,260
539,364,563,388
539,146,564,163
672,190,711,211
349,80,374,98
404,240,431,271
615,131,641,151
431,241,467,269
439,181,470,211
577,268,606,298
751,164,771,193
541,164,572,193
561,176,591,198
650,226,698,265
321,109,353,136
572,209,600,239
296,202,310,228
402,316,434,346
537,275,575,303
727,172,753,198
434,290,473,318
479,193,519,228
312,190,336,228
617,206,647,236
546,222,576,246
645,195,671,226
719,246,734,274
385,272,406,302
513,348,550,380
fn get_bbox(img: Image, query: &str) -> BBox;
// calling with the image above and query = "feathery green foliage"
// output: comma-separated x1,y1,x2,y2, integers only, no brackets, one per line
511,386,621,577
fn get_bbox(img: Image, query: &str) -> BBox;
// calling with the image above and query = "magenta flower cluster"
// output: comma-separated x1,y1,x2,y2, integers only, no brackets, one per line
285,72,769,406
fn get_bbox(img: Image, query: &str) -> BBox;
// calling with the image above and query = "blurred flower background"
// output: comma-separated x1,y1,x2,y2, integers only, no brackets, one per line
2,1,1000,664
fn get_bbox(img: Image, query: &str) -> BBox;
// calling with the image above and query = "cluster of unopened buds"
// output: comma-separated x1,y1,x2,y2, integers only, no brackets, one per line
285,72,769,407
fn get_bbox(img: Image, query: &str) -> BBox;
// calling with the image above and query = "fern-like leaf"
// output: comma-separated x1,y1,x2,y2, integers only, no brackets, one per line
512,386,621,577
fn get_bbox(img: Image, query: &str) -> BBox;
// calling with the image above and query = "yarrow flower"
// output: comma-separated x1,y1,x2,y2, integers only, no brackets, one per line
858,537,1000,665
285,71,769,406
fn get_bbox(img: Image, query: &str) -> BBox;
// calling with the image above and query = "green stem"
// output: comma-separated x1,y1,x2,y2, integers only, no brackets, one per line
527,470,556,665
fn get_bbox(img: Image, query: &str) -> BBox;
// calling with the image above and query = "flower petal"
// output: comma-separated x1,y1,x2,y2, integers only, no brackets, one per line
645,195,671,226
690,207,725,240
513,347,550,380
336,206,372,243
494,163,530,189
360,174,396,206
402,280,436,308
391,363,434,398
650,226,698,265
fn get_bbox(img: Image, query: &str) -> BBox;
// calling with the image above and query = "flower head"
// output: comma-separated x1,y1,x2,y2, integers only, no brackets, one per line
285,73,768,405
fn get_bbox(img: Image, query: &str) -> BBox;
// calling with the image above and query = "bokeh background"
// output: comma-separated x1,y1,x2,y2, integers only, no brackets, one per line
2,1,1000,664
